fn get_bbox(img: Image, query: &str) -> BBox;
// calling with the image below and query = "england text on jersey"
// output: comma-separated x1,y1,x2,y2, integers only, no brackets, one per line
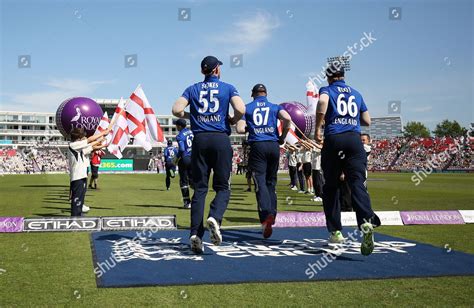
197,114,222,122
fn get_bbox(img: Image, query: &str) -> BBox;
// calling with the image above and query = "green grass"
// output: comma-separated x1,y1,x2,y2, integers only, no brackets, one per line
0,172,473,306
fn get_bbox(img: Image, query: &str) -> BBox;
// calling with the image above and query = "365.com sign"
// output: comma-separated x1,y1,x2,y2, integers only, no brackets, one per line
100,159,134,171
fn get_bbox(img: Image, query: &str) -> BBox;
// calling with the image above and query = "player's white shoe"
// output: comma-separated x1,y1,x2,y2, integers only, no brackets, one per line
329,231,345,244
360,222,375,256
190,235,204,254
82,205,90,213
206,217,222,246
291,186,298,191
313,196,323,202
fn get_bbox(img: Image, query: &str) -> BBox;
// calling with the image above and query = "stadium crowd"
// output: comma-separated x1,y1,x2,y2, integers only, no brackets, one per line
0,146,67,174
368,136,472,171
0,136,472,174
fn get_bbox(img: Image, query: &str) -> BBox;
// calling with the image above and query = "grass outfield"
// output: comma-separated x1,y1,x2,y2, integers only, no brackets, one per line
0,172,473,306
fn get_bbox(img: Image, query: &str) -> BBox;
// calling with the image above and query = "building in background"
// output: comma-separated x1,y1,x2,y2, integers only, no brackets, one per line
0,98,246,147
0,111,61,145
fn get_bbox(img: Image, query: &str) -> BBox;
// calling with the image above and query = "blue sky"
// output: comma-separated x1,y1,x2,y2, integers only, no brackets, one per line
0,0,472,129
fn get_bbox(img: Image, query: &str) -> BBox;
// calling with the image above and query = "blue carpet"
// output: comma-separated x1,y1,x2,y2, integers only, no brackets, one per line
90,227,474,287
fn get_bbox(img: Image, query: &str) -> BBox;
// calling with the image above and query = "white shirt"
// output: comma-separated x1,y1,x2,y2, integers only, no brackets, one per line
296,151,303,164
302,150,312,164
312,149,321,170
364,144,372,160
68,139,93,181
288,152,297,167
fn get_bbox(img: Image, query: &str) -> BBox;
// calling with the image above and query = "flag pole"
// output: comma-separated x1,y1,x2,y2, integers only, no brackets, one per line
107,97,123,130
290,120,321,149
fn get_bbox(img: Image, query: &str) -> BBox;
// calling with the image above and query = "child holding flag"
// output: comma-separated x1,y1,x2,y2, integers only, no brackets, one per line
68,127,109,216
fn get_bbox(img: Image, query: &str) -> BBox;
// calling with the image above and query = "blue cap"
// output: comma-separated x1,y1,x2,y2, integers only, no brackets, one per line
174,118,187,127
201,56,223,74
326,62,345,78
251,83,267,97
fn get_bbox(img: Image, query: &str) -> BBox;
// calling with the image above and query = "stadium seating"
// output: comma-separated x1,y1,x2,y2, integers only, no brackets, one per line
0,136,472,174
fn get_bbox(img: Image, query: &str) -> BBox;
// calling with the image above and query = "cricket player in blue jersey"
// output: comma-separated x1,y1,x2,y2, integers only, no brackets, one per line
315,63,381,256
163,139,177,191
175,118,194,209
237,84,291,239
172,55,245,254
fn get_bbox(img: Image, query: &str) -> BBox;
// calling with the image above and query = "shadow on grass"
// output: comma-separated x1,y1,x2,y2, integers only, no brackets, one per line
230,191,249,195
33,213,69,217
42,205,114,211
21,185,69,188
140,188,167,192
229,197,246,201
43,199,71,204
226,207,256,213
43,196,69,203
125,204,188,211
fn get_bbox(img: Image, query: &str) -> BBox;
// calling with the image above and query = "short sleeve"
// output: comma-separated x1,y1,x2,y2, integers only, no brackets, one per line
319,86,329,96
360,95,368,113
83,145,93,156
70,139,88,151
229,84,240,97
181,85,193,101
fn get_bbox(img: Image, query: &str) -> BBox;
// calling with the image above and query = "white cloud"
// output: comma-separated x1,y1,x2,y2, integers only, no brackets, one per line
212,10,280,55
410,106,433,113
44,78,112,93
1,78,114,112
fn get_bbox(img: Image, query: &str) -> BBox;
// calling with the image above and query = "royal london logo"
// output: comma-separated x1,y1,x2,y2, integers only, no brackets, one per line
70,105,100,131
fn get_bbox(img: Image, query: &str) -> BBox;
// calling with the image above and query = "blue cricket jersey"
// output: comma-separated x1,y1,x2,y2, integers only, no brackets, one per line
181,75,240,135
163,146,178,163
319,80,368,136
176,128,194,158
244,96,282,143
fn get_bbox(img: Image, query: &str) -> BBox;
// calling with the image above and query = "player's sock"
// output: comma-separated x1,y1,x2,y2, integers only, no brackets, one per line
181,186,190,203
183,194,191,209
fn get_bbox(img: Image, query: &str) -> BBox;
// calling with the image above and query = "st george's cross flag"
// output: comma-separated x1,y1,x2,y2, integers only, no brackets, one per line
126,85,164,151
107,98,129,159
93,111,113,146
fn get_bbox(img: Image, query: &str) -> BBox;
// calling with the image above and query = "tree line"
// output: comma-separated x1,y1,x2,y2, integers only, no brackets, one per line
403,120,471,138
